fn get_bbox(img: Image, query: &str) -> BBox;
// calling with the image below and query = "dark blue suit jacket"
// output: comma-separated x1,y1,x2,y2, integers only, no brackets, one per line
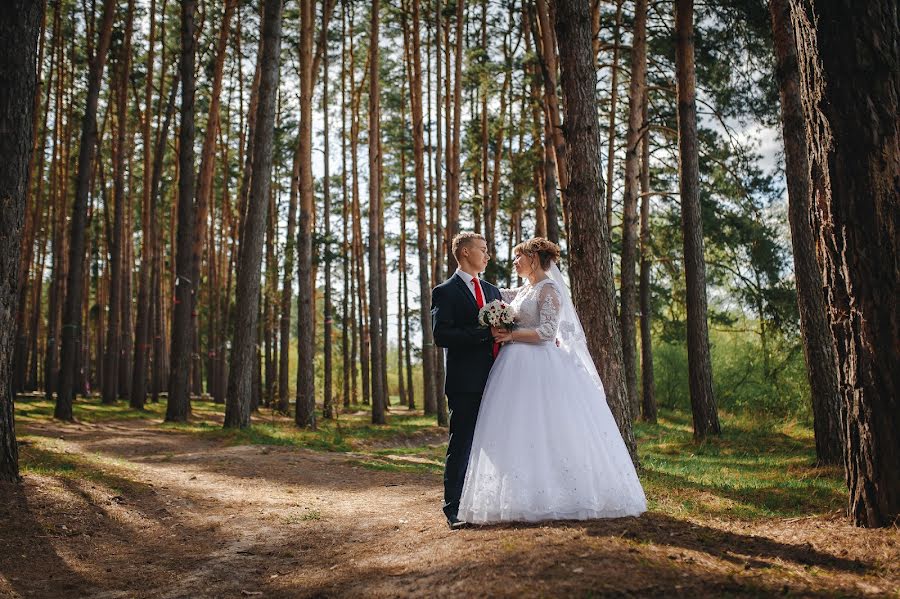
431,272,501,395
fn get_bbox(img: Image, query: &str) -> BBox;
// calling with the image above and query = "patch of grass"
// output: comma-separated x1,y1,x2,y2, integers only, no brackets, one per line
372,444,446,463
18,435,142,495
14,395,169,423
635,409,845,520
347,457,442,475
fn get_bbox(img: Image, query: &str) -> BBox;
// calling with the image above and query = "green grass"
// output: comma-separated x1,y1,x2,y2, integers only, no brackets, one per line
14,394,169,423
17,435,141,496
635,409,846,520
15,395,846,521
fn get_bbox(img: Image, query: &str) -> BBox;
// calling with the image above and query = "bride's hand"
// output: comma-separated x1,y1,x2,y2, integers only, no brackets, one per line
493,328,513,344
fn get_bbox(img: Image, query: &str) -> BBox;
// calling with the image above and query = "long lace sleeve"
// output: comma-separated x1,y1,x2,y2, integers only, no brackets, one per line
535,282,562,341
500,286,521,302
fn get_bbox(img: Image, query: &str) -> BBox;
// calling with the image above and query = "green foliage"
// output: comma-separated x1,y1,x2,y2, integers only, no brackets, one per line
650,326,809,418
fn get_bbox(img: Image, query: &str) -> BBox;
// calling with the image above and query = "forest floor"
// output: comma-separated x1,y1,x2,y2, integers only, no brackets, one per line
1,397,898,598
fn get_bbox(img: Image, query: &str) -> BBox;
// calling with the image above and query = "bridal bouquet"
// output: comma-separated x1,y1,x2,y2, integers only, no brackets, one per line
478,300,515,330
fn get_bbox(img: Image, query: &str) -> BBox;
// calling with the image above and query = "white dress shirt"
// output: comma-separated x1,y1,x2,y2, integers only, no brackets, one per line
455,268,484,303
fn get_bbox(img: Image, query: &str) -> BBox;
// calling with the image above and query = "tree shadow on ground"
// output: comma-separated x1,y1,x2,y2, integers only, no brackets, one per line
0,444,295,598
475,511,867,576
0,480,94,597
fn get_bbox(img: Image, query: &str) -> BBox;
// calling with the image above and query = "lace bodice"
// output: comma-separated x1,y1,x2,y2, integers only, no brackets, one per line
501,278,561,341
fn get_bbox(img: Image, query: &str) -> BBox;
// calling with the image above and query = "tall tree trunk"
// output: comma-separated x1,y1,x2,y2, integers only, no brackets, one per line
55,0,116,421
340,2,351,410
225,0,282,429
350,58,370,408
322,18,334,420
295,0,317,428
403,0,434,411
119,133,135,400
553,0,637,465
368,0,387,425
150,29,171,403
535,0,568,234
445,0,464,274
789,0,899,527
619,0,647,419
43,32,64,401
131,0,158,409
264,174,277,406
638,89,657,423
674,0,720,439
768,0,842,465
192,0,237,399
604,0,623,232
523,6,547,240
279,143,300,414
288,0,340,422
167,0,199,423
0,0,43,482
14,1,52,397
295,1,316,423
430,0,445,421
488,68,511,256
103,0,135,405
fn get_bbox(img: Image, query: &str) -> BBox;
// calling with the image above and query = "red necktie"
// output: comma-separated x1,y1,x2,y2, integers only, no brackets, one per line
472,278,499,359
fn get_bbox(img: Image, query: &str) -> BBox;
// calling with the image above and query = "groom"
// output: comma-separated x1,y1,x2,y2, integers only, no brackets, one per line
431,232,501,529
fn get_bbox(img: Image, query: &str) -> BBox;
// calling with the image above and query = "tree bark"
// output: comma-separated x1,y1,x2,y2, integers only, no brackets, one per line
674,0,720,439
130,1,161,407
0,0,43,482
192,0,237,399
535,0,568,234
768,0,842,465
225,0,282,429
789,0,900,527
619,0,648,419
553,0,637,464
151,17,175,403
349,42,370,409
445,0,464,274
405,0,437,414
638,88,657,424
279,143,300,413
368,0,387,425
340,2,351,410
431,0,446,422
167,0,199,423
103,0,135,405
13,1,52,398
604,0,623,232
295,0,317,428
322,15,334,420
55,0,116,421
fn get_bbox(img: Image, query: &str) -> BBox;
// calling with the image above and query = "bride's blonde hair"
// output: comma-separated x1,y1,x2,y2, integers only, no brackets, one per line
513,237,561,271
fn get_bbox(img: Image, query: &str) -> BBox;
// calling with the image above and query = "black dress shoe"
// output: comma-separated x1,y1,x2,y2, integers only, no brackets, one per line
447,517,469,530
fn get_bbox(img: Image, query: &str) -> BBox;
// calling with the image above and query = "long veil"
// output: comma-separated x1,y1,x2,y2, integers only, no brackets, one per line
548,262,607,400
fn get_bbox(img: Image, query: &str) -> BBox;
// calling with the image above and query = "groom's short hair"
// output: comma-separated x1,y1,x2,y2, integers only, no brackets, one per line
452,232,486,260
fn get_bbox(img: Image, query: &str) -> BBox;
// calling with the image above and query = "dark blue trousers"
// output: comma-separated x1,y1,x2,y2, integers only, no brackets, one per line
443,392,483,521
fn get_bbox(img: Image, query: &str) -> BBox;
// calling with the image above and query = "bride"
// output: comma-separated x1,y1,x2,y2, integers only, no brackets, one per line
457,237,647,524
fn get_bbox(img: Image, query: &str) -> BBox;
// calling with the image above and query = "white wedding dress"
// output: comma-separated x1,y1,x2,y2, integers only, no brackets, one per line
458,266,647,523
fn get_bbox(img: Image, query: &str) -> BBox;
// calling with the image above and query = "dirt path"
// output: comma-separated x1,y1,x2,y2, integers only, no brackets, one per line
1,420,897,598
